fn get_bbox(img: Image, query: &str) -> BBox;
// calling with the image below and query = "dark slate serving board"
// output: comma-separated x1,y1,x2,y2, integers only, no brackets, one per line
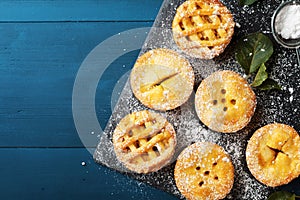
94,0,300,199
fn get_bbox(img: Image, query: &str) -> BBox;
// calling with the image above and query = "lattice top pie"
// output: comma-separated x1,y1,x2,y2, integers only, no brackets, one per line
113,110,176,173
130,48,194,111
246,123,300,187
172,0,235,59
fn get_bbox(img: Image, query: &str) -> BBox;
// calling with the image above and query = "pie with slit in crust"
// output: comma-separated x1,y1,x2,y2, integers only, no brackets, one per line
130,48,194,111
246,123,300,187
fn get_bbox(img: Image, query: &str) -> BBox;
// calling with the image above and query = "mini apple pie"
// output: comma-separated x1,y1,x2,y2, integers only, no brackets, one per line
172,0,235,59
195,70,256,133
174,142,234,200
246,123,300,187
112,110,176,173
130,48,194,111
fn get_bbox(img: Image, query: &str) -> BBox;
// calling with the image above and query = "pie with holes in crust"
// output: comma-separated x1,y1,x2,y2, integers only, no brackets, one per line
172,0,235,59
130,48,195,111
246,123,300,187
112,110,176,173
174,142,234,200
195,70,256,133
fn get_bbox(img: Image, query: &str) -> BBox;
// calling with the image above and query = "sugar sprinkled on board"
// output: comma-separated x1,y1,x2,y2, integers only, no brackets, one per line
94,0,299,199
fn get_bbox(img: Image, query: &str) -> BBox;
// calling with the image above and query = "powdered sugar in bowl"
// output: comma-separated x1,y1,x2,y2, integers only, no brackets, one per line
271,0,300,65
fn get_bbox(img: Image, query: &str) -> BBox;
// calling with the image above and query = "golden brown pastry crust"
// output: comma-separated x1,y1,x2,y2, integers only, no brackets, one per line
246,123,300,187
195,70,256,133
113,110,176,173
174,142,234,200
130,48,194,111
172,0,235,59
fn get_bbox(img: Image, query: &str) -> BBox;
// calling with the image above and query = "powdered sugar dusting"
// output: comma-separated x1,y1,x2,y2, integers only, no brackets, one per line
94,0,299,199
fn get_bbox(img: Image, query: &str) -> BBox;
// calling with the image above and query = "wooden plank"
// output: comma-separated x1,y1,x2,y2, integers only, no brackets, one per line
1,147,299,199
0,148,178,200
0,0,162,22
0,22,150,147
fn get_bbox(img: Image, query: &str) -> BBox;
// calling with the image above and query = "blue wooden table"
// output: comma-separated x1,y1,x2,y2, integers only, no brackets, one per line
0,1,178,199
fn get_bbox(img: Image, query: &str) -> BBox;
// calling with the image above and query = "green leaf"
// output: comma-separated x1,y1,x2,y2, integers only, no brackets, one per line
256,78,281,90
267,191,296,200
239,0,260,6
251,63,268,87
235,33,273,74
